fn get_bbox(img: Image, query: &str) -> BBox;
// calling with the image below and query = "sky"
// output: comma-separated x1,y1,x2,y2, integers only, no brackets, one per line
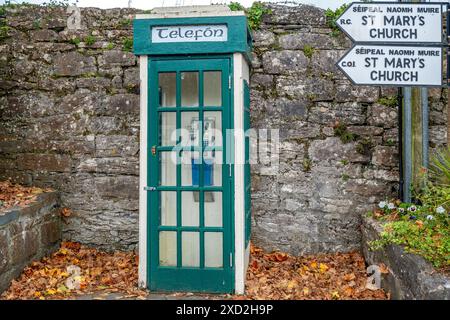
0,0,352,10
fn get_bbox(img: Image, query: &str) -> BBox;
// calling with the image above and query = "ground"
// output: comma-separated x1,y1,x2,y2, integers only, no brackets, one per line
0,241,388,300
0,181,387,300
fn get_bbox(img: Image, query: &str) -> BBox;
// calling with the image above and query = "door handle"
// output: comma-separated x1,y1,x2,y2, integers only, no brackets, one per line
144,186,156,191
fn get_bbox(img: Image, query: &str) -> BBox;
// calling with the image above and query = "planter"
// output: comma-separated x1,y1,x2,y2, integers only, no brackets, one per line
361,216,450,300
0,192,61,293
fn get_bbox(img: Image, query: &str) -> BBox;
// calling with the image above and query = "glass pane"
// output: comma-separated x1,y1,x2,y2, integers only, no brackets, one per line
160,152,177,186
204,111,222,148
204,71,222,106
181,191,199,227
160,191,176,226
205,232,223,268
159,73,176,107
160,112,176,146
182,232,200,267
181,150,200,186
159,231,176,266
205,192,222,227
181,112,199,147
204,150,222,187
181,72,199,107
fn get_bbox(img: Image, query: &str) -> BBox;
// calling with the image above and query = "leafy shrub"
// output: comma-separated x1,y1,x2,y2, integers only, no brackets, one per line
370,155,450,269
303,45,315,59
428,147,450,187
333,122,356,144
122,37,133,52
229,1,271,30
84,35,96,46
325,4,348,36
377,96,397,108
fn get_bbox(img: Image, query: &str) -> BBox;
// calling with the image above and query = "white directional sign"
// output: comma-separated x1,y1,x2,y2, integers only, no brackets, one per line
336,2,443,43
337,45,443,86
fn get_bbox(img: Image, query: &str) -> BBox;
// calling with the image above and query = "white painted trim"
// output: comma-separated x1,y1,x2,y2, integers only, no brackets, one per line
138,55,148,288
136,7,244,20
233,53,245,295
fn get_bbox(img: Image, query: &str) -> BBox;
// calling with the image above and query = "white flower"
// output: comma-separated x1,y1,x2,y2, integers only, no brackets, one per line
407,205,417,212
426,215,434,220
398,208,405,213
387,203,396,210
378,201,387,209
436,206,446,214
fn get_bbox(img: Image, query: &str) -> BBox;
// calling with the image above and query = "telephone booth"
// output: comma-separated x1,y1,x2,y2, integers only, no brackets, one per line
133,5,252,294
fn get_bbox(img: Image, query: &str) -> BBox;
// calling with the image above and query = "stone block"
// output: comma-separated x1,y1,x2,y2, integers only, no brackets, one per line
98,50,136,67
94,175,139,200
262,50,309,75
40,219,61,247
309,137,370,164
372,146,398,167
368,104,398,128
17,154,72,172
0,229,9,274
53,52,97,76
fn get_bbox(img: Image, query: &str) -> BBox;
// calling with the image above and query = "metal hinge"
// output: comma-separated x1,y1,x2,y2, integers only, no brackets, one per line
144,186,156,191
230,252,233,268
228,75,232,90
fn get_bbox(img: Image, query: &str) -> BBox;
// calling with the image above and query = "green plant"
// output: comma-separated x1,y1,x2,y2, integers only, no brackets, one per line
333,122,356,144
378,96,397,108
385,139,395,146
69,37,80,46
228,2,245,12
303,45,315,59
119,18,131,27
0,25,9,41
428,147,450,187
369,220,450,269
325,4,348,36
122,37,133,52
106,42,114,50
229,1,271,30
302,158,312,172
370,170,450,269
340,159,349,165
341,174,350,182
84,35,96,46
42,0,78,7
356,138,373,155
32,19,41,30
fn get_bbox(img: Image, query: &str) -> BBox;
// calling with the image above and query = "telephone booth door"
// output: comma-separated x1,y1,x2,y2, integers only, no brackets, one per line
147,57,233,293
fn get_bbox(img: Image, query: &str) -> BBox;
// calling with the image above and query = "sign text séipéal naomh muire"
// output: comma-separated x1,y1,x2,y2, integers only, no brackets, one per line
336,2,442,43
151,25,228,43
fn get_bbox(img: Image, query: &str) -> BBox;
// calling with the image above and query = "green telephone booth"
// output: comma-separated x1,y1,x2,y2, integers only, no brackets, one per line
133,5,252,294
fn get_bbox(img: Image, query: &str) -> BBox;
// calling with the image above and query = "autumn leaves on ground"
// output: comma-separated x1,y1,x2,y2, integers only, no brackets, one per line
1,180,387,300
0,241,388,300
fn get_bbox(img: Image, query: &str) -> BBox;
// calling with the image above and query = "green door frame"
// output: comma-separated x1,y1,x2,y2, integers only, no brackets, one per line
147,55,235,293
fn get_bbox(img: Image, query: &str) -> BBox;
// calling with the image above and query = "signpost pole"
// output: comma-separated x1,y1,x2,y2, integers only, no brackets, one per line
447,2,450,147
403,87,413,202
410,0,425,199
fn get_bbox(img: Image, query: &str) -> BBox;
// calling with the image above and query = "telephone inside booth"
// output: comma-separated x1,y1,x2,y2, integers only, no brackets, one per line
188,117,216,202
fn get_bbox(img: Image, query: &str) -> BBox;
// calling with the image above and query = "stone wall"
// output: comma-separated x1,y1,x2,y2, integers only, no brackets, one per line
0,192,61,293
0,4,447,253
249,4,447,254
